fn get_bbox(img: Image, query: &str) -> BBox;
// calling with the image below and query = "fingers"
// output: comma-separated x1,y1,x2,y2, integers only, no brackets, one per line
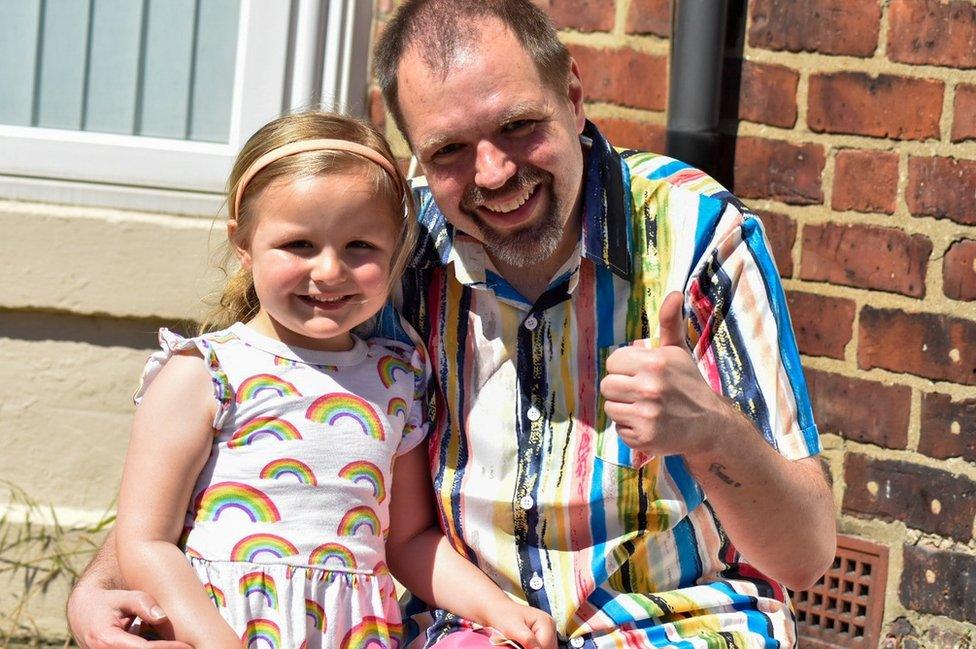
108,590,168,624
86,626,189,649
657,291,688,349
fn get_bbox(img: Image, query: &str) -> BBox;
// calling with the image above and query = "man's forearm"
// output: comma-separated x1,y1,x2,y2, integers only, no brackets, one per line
75,527,124,591
686,404,836,591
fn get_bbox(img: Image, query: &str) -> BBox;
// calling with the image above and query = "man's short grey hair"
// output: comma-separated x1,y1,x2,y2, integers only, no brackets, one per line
373,0,572,140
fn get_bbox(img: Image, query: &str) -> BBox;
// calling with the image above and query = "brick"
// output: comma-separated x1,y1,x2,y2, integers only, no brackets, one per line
748,0,881,56
907,156,976,226
567,45,668,111
888,0,976,69
722,60,798,129
831,150,899,214
625,0,670,37
800,223,931,297
901,545,976,622
952,84,976,143
919,392,976,462
808,73,944,141
786,291,855,359
368,86,385,131
595,118,666,153
843,454,976,540
943,239,976,302
545,0,615,33
733,137,825,205
858,307,976,386
805,369,910,448
754,210,795,276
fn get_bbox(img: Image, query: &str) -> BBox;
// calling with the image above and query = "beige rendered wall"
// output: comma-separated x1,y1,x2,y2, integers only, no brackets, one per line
0,200,223,640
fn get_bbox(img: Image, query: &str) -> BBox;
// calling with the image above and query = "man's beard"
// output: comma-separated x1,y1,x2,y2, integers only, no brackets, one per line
460,166,564,268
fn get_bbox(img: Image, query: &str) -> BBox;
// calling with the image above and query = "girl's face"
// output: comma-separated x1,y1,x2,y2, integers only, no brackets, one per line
232,171,401,352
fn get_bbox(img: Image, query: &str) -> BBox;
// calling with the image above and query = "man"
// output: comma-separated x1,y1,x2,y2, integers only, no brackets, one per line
68,1,835,647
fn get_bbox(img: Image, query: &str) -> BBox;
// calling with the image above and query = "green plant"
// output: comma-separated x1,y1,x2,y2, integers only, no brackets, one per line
0,481,115,648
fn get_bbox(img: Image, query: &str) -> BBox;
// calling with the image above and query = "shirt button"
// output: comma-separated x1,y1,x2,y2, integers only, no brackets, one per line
570,638,585,648
527,406,542,422
529,572,544,591
519,495,534,510
524,315,538,331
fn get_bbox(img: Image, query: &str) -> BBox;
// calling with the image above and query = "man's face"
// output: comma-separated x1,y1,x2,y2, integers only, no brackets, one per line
396,19,586,269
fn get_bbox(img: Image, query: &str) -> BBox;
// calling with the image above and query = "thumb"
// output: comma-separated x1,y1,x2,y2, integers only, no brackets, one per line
657,291,687,348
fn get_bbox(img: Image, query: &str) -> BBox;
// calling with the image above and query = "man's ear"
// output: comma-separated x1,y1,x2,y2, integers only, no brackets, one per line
568,58,586,134
227,220,252,269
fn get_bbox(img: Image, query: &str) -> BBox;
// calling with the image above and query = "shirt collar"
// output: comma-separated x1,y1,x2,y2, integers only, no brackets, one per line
408,119,632,282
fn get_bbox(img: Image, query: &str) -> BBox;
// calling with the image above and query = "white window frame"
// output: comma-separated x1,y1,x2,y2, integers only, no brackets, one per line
0,0,374,217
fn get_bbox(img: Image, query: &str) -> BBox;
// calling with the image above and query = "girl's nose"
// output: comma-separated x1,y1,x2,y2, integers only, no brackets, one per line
310,250,345,283
473,140,516,190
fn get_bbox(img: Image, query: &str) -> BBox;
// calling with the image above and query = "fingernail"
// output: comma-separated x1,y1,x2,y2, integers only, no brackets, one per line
149,606,165,620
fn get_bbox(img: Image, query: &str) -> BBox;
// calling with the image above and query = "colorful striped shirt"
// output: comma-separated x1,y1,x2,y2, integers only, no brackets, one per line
384,121,820,648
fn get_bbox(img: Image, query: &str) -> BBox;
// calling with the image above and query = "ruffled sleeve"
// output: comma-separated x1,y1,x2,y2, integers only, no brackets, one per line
133,328,234,429
396,342,434,457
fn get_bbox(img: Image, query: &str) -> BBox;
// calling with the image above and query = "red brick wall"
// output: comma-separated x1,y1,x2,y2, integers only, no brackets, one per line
371,0,976,643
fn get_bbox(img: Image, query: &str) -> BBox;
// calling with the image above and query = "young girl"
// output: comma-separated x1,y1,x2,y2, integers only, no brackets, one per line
115,112,555,649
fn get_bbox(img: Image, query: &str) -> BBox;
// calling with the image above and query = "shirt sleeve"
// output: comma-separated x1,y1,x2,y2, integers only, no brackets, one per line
678,197,820,461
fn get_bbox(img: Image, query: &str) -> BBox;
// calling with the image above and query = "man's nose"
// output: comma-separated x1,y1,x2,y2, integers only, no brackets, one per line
473,140,516,190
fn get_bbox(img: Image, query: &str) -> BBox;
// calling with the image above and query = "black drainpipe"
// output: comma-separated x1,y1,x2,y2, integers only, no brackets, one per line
666,0,730,180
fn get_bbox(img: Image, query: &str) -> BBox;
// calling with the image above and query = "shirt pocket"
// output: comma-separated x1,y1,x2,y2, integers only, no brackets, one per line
595,343,654,470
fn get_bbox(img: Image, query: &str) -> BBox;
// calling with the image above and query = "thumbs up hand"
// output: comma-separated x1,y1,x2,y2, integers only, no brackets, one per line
600,291,729,460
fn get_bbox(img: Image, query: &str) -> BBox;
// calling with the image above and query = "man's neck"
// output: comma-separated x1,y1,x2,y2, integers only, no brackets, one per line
488,216,581,304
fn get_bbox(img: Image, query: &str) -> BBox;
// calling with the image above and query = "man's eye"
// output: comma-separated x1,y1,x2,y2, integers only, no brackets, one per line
432,143,463,160
503,120,536,134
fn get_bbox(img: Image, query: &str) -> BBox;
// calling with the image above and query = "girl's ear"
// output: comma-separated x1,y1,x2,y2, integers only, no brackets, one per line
227,220,252,269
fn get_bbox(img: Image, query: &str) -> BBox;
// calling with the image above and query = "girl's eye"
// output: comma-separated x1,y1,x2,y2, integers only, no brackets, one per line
284,240,313,250
348,240,375,250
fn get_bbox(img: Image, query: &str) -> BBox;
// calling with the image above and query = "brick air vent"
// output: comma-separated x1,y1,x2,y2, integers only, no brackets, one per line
791,535,888,649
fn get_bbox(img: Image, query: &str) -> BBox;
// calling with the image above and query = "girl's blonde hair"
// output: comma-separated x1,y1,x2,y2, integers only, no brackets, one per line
201,111,416,333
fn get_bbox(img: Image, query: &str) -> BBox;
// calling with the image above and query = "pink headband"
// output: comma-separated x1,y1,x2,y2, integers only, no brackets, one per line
233,138,403,217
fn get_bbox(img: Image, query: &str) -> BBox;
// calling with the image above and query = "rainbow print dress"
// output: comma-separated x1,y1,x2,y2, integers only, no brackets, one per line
135,323,430,648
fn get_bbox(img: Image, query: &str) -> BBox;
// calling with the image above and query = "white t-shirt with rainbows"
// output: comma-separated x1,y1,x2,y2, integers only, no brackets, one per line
134,322,430,648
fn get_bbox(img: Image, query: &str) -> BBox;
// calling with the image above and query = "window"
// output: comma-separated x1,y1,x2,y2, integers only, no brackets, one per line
0,0,374,216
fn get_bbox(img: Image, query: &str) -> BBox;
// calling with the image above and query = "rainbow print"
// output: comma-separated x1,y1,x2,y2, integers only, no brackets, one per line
377,355,414,388
184,546,203,559
373,560,389,575
306,393,385,441
386,397,408,419
308,542,357,569
340,616,401,649
194,482,280,523
240,571,278,609
305,599,327,632
242,618,280,649
203,582,225,607
231,533,299,562
228,417,302,448
236,374,301,403
260,458,318,485
338,460,386,503
337,505,380,537
274,356,299,367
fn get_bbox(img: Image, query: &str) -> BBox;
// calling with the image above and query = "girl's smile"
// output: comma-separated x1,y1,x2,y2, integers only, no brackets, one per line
231,172,401,352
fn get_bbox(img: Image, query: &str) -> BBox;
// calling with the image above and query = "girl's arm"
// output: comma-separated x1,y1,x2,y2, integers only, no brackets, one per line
115,352,240,649
385,444,556,649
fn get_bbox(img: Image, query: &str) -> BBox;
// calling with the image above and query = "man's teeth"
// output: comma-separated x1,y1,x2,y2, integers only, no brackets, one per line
484,184,536,213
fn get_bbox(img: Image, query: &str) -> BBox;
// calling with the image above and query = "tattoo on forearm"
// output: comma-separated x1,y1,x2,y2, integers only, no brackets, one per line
709,463,742,488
